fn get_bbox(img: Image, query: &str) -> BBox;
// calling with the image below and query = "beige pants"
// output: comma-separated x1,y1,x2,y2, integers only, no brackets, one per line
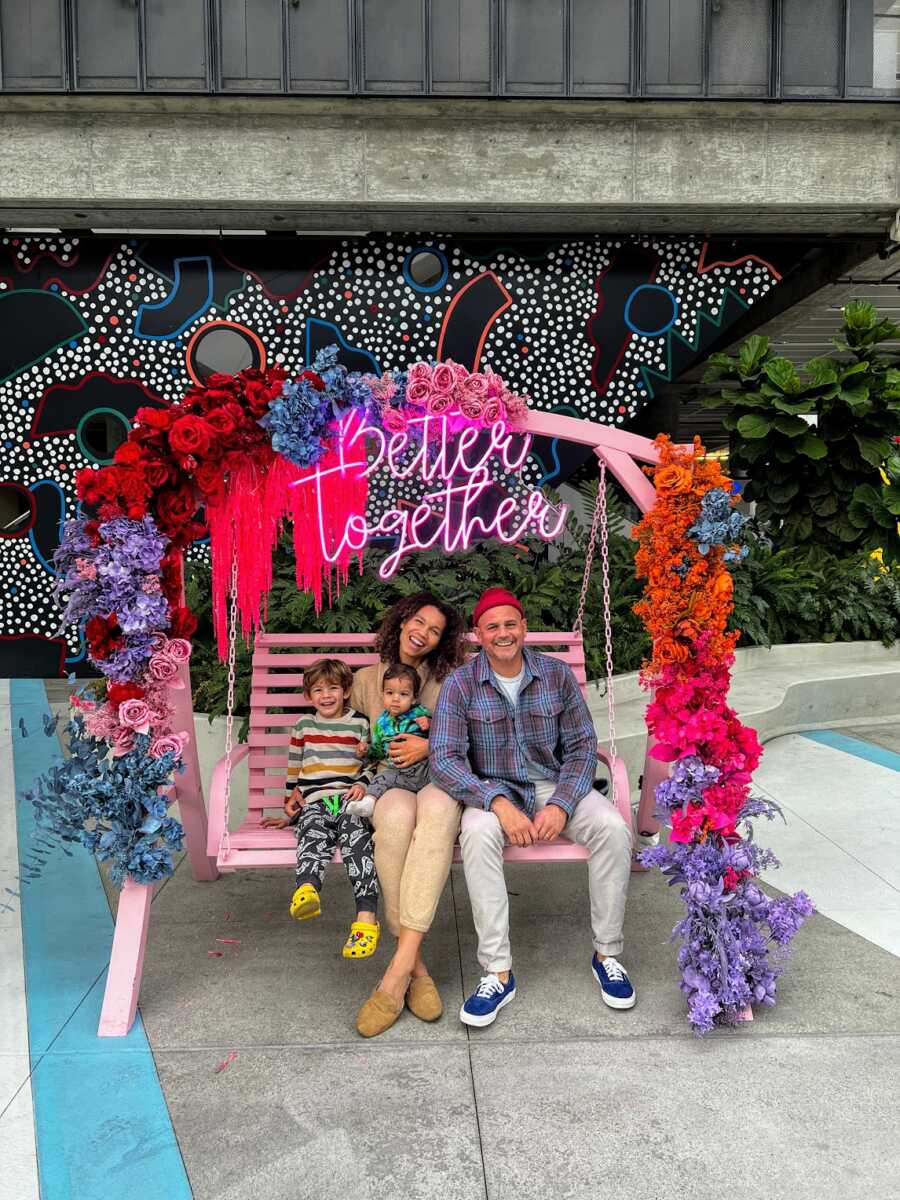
370,783,461,936
459,779,632,973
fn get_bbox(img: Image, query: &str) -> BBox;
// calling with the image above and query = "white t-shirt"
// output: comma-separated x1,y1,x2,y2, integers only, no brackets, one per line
491,667,546,783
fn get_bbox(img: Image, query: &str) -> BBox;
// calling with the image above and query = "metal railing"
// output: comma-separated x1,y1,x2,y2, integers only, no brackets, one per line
0,1,896,100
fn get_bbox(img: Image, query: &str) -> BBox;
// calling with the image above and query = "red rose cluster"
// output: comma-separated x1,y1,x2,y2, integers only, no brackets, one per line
75,367,286,550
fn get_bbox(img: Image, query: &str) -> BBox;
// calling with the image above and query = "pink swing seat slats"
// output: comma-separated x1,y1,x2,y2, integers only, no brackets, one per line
207,631,630,871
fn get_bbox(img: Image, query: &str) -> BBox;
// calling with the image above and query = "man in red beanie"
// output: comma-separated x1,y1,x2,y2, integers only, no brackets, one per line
430,587,635,1027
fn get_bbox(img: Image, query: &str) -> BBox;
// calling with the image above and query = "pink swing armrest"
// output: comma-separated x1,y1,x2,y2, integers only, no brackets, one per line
206,743,251,858
597,745,632,829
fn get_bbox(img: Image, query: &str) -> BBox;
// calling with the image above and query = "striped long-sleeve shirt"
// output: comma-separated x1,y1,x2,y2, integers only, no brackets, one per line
285,708,374,805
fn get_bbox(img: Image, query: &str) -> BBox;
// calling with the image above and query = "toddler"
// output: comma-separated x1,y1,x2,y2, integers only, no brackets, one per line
345,663,431,821
261,658,379,959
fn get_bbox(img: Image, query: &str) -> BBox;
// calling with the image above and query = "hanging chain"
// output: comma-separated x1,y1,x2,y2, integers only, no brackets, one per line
573,476,604,634
597,460,619,810
220,549,239,859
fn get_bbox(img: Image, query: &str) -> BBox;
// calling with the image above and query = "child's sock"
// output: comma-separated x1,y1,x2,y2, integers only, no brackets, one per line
345,795,376,820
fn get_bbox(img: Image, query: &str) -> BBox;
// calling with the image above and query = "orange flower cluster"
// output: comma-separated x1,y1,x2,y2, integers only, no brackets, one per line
634,435,739,683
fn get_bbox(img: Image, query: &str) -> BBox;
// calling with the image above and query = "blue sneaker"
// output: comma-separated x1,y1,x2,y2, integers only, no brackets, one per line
460,972,517,1027
592,955,636,1009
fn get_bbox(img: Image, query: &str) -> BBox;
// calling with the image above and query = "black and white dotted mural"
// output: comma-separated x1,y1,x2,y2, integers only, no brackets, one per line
0,231,793,675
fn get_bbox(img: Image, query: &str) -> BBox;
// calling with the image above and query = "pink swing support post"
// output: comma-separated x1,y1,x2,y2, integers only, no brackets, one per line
98,590,218,1036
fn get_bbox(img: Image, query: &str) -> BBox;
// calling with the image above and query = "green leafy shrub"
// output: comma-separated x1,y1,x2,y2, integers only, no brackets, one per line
703,301,900,562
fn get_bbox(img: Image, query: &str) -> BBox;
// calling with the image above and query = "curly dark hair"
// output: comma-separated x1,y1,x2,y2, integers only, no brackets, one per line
374,591,467,681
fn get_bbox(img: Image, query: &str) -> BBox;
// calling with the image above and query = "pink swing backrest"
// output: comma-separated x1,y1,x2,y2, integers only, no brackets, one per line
246,631,589,822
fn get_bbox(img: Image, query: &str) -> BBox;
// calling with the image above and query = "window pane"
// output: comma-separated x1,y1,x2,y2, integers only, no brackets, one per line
644,0,703,94
145,0,208,90
362,0,424,93
503,0,565,94
848,1,900,96
782,0,841,95
220,0,283,91
0,0,64,89
571,0,631,95
288,0,351,92
709,0,771,96
431,0,492,94
74,0,139,89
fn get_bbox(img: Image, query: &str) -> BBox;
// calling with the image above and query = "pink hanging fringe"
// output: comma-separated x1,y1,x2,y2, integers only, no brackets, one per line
206,441,368,659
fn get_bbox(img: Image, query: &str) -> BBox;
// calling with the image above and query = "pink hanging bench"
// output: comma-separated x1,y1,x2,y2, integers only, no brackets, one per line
205,630,633,871
98,415,673,1036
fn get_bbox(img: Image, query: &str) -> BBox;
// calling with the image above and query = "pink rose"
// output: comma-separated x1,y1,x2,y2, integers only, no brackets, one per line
75,557,97,580
141,575,162,595
150,632,168,652
148,653,179,683
110,727,136,757
164,638,192,663
118,698,152,734
449,361,469,386
431,363,455,394
459,396,485,421
405,379,433,408
426,390,454,416
462,373,489,400
382,407,408,434
406,362,433,386
482,398,504,425
148,734,185,760
503,391,530,423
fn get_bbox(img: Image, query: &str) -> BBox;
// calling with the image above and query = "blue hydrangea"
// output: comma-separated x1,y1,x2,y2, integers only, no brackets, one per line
23,715,184,887
687,487,748,556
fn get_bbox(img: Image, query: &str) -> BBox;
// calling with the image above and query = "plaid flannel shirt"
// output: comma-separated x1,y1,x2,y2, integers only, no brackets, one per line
430,646,598,817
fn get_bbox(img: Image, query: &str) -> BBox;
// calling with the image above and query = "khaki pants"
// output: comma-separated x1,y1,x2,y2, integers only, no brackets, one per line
459,779,632,973
371,783,461,936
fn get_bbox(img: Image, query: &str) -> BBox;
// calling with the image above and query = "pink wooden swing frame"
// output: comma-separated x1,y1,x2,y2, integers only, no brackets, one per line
97,412,672,1036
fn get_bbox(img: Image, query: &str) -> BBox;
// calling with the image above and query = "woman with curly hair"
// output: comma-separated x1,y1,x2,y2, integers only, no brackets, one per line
351,591,467,1037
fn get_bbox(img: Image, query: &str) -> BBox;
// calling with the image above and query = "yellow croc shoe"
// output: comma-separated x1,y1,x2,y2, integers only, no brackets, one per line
342,920,380,959
289,883,321,921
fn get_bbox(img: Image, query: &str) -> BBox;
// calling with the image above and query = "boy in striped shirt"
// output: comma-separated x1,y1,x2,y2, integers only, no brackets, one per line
262,658,379,959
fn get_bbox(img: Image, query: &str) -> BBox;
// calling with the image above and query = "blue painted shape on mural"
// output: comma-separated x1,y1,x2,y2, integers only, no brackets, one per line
134,256,214,340
638,287,748,399
535,437,563,488
624,284,679,337
11,679,192,1199
305,317,381,375
402,246,449,293
27,479,66,577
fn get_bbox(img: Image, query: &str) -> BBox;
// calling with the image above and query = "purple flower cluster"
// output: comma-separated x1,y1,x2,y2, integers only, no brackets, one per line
641,790,815,1034
54,515,170,681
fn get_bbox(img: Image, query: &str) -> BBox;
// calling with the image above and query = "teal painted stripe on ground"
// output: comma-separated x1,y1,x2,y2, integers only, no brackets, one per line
801,728,900,774
11,679,191,1200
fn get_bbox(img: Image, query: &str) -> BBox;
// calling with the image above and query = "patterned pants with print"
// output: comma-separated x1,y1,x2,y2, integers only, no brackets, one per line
294,801,378,914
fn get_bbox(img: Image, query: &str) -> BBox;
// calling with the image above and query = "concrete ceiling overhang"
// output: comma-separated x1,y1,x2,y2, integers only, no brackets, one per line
0,96,897,236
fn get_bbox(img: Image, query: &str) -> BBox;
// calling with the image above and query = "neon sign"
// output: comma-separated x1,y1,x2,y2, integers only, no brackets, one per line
292,411,568,579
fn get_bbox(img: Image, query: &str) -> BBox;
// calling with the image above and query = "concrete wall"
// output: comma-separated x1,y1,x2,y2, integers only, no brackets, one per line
0,96,897,234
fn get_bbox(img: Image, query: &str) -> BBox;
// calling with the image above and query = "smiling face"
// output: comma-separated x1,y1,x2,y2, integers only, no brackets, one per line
474,604,528,676
382,675,416,719
398,604,447,665
307,679,351,719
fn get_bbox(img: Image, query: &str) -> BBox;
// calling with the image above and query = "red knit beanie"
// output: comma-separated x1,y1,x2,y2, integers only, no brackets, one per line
471,587,524,628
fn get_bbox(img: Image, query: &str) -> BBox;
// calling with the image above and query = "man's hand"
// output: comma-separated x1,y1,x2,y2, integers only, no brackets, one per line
490,796,537,847
388,732,429,769
344,782,366,803
533,803,567,842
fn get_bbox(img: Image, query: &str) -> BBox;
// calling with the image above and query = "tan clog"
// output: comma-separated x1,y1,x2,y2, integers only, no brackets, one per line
355,988,403,1038
406,975,443,1022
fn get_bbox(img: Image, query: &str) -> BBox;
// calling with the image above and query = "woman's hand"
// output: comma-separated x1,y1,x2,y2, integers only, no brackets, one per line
388,733,429,769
